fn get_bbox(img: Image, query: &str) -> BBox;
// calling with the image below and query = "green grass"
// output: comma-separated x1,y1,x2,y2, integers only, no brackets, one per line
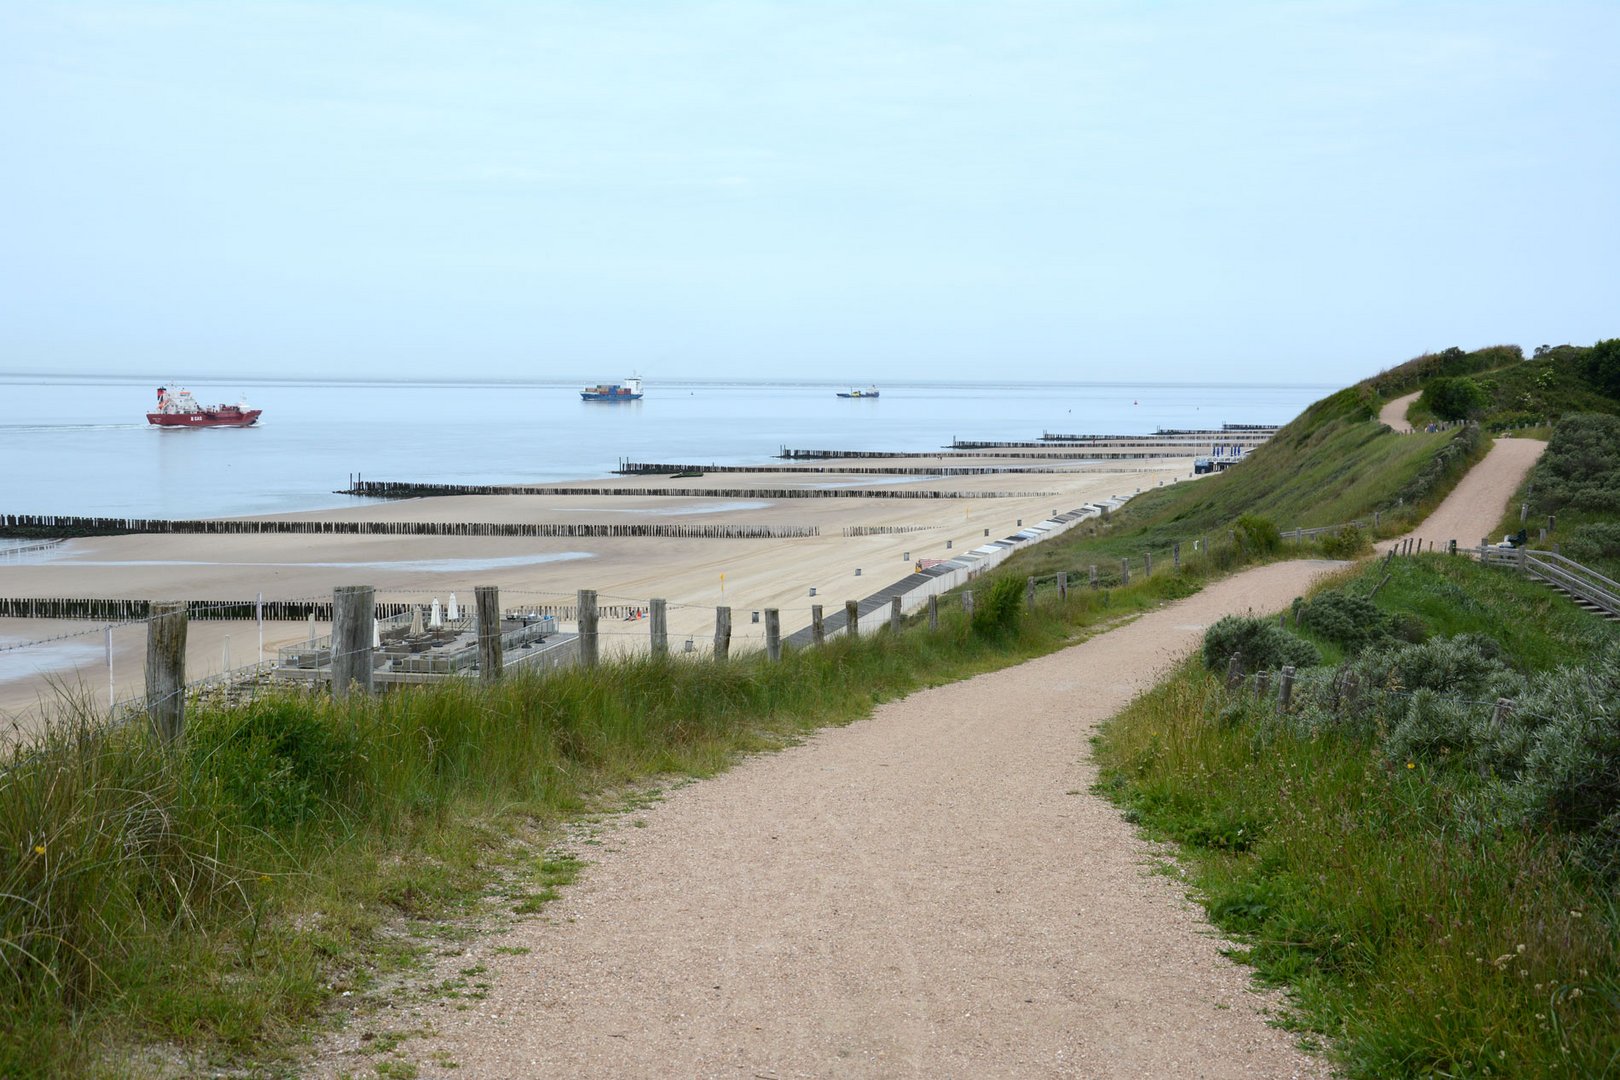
1093,555,1620,1079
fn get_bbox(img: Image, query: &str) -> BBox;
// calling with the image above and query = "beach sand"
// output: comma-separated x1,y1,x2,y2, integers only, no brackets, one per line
0,455,1196,733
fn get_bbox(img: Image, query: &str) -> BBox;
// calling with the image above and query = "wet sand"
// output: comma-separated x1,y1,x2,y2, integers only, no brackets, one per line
0,456,1195,732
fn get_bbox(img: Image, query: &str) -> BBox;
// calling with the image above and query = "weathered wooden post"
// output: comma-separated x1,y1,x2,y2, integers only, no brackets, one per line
578,589,599,668
1120,558,1130,584
764,608,781,661
1143,551,1152,576
1492,697,1513,727
963,590,975,617
1026,576,1037,611
928,594,939,630
1373,510,1381,530
1254,669,1271,700
1278,665,1295,715
845,600,860,639
475,585,502,683
649,598,668,658
1057,571,1068,600
811,604,825,646
145,600,187,743
1225,652,1243,690
889,595,902,633
1448,539,1456,555
1172,541,1181,570
714,606,731,660
1520,503,1528,524
1089,564,1099,589
1548,514,1556,532
331,585,374,700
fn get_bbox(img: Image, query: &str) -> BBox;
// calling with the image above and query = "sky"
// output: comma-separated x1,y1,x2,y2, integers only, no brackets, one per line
1,1,1616,386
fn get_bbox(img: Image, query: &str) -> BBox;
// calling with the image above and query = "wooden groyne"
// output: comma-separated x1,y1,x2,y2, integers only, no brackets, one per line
0,597,645,623
614,461,1083,476
0,514,819,541
841,525,934,537
337,481,1048,500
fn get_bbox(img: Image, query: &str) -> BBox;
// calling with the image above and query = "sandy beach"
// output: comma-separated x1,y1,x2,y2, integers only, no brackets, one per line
0,452,1196,732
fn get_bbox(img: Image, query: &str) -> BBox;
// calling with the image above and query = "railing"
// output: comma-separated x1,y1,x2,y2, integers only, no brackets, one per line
1471,545,1620,618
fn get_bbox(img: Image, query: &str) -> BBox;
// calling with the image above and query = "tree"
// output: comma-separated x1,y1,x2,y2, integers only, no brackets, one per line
1420,376,1487,421
1582,338,1620,398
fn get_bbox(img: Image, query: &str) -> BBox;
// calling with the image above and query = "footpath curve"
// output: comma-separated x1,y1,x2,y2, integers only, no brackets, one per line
1385,436,1546,552
1379,391,1419,433
323,561,1338,1079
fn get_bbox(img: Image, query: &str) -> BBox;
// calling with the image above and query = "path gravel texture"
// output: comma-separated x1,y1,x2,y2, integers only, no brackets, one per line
1386,436,1546,552
330,562,1341,1079
1378,391,1419,433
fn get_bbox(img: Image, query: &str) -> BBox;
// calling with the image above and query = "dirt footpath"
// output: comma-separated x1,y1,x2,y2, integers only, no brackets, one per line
334,562,1340,1079
1387,436,1546,552
1379,391,1419,432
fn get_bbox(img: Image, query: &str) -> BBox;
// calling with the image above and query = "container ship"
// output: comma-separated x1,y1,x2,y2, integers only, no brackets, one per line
837,386,880,398
581,376,643,401
146,386,262,427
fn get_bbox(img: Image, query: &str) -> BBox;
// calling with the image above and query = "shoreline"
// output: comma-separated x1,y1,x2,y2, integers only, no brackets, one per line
0,455,1198,734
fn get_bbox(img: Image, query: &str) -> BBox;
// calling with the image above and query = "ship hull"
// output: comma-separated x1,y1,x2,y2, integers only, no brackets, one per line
580,392,642,401
146,410,262,427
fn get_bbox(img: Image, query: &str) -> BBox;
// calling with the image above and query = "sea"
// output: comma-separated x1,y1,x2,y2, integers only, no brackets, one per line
1,374,1335,521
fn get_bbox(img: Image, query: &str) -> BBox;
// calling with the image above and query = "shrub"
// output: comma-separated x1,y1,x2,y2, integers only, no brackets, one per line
185,698,362,828
1566,522,1620,564
970,575,1025,636
1201,615,1319,674
1318,525,1370,559
1581,336,1620,398
1233,514,1281,555
1420,376,1487,421
1297,588,1391,652
1528,413,1620,514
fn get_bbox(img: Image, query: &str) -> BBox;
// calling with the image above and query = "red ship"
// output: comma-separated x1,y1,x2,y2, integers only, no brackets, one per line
146,386,262,427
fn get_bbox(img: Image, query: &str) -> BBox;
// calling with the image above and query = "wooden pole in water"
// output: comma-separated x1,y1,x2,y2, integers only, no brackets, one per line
714,606,731,660
144,601,189,741
845,600,860,639
649,598,668,658
476,585,502,683
330,585,374,700
578,589,599,668
765,608,781,661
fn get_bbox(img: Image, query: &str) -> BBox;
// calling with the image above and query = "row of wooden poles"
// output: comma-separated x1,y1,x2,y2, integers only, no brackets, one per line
615,461,1083,475
0,514,818,540
337,481,1046,500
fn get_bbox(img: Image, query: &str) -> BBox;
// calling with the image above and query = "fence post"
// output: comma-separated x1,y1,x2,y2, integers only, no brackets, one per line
568,590,596,668
476,585,502,683
963,590,975,618
714,606,731,660
1172,542,1180,571
1516,546,1528,573
1121,558,1130,584
1225,652,1243,690
1492,697,1513,727
1057,571,1068,600
845,600,860,639
1143,551,1152,576
1254,669,1270,700
811,604,825,646
331,585,374,700
1278,665,1295,715
649,598,668,658
145,600,187,743
928,594,939,629
1026,576,1037,611
890,595,902,633
1089,564,1098,589
1448,539,1456,555
765,608,781,661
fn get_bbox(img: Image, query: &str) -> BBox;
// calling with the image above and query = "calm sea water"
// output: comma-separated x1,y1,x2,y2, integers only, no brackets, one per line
1,375,1333,520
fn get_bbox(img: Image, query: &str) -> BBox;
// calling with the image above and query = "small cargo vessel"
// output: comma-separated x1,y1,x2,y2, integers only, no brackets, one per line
581,376,643,402
837,386,879,398
146,386,262,427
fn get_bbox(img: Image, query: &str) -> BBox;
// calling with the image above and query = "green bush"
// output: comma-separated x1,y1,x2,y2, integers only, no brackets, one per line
1527,413,1620,514
1297,588,1391,652
970,574,1025,636
1419,375,1487,421
1233,514,1281,555
1566,522,1620,563
1201,615,1319,674
1317,525,1370,559
186,697,362,828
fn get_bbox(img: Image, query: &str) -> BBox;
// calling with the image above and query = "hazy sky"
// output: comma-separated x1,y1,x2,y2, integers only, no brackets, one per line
2,1,1615,385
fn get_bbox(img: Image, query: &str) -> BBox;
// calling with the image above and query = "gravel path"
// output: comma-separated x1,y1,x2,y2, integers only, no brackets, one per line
330,562,1342,1079
1379,391,1419,432
1385,436,1546,552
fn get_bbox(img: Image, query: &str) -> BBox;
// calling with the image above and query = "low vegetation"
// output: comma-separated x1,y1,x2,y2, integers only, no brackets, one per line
1095,554,1619,1078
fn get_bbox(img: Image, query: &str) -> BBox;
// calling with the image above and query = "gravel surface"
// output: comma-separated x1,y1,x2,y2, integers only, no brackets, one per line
318,562,1342,1079
1379,392,1419,432
1385,436,1546,552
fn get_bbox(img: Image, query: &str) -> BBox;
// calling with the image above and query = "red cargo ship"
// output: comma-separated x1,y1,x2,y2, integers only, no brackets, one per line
146,386,262,427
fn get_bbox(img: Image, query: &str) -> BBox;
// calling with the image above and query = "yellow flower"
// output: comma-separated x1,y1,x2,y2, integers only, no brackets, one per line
33,845,45,855
1406,761,1416,769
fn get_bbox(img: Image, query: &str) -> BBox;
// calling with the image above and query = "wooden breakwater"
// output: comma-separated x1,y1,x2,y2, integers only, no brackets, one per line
0,514,820,541
0,597,419,622
337,481,1050,500
614,461,1082,476
777,447,1108,461
841,525,935,537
